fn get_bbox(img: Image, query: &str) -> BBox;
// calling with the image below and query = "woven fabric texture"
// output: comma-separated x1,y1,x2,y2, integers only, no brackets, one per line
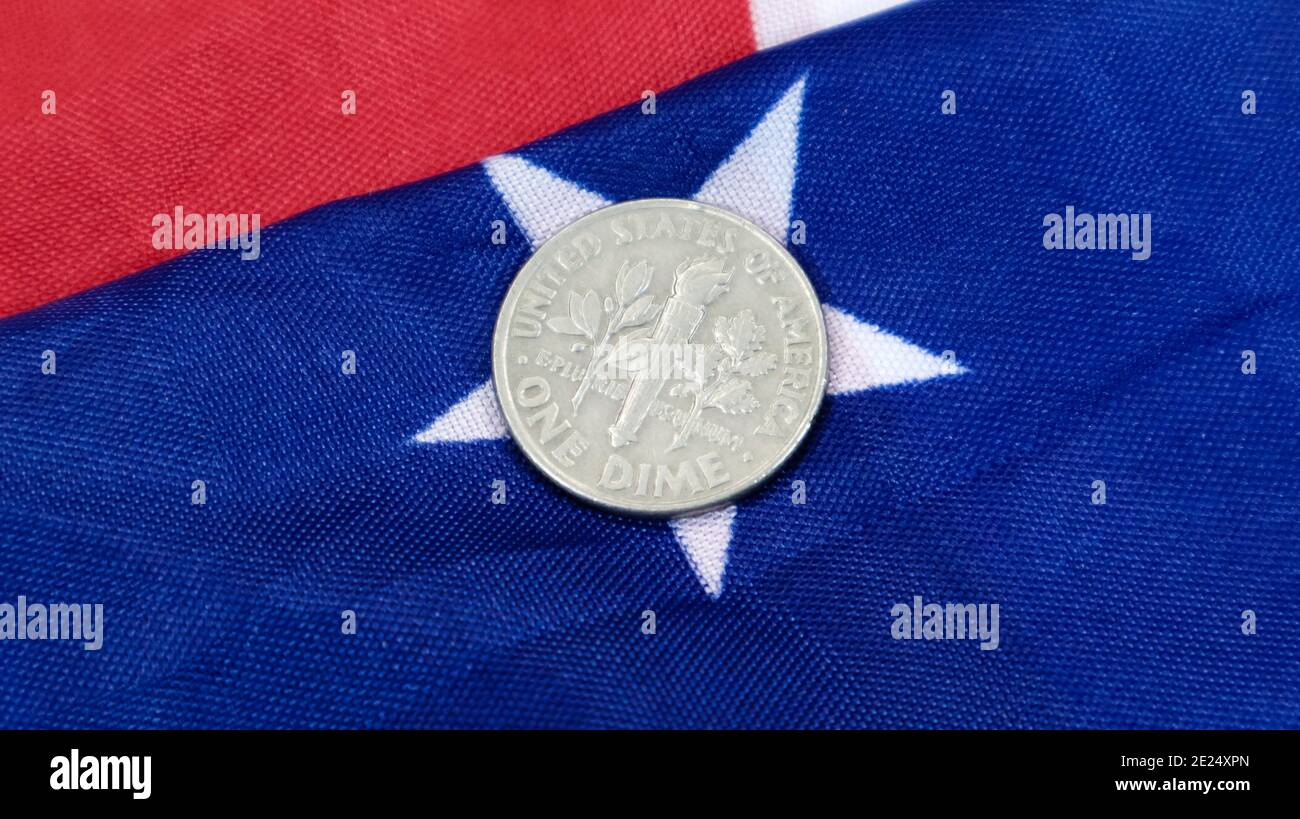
0,0,756,317
0,0,1296,728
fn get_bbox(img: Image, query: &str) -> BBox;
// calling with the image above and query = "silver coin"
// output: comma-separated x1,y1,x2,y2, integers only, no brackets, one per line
492,198,827,517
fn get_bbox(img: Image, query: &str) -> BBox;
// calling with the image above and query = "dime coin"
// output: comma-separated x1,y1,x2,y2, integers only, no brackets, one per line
492,198,827,517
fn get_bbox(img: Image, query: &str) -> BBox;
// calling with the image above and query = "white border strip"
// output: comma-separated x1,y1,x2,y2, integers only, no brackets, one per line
749,0,918,50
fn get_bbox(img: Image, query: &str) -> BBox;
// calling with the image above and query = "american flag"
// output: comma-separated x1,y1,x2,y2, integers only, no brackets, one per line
0,0,1295,728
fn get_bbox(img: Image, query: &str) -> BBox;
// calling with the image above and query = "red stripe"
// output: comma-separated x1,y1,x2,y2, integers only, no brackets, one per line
0,0,756,317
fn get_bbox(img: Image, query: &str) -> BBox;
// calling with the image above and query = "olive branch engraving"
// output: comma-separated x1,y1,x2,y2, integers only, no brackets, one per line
667,308,778,450
546,259,662,411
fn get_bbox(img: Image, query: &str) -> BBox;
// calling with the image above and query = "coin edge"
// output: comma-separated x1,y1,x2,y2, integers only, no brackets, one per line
491,197,829,518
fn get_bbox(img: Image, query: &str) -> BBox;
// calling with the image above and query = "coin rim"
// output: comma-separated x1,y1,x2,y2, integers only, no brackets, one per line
492,197,828,518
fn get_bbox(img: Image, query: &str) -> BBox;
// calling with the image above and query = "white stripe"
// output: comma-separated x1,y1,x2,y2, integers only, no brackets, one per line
749,0,918,50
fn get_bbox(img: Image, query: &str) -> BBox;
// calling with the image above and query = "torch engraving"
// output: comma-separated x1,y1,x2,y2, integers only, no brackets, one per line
608,256,732,447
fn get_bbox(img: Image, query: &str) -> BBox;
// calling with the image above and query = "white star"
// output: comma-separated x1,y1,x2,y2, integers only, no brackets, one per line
413,382,506,444
670,506,736,599
415,76,966,597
